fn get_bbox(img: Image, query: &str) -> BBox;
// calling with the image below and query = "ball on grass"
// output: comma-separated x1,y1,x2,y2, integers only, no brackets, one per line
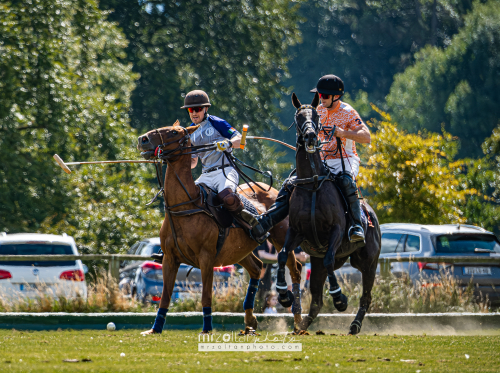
107,322,116,331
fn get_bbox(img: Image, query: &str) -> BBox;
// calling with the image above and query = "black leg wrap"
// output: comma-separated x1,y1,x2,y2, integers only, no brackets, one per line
276,251,288,295
349,307,367,335
278,290,294,308
349,320,362,335
291,283,302,315
328,273,348,312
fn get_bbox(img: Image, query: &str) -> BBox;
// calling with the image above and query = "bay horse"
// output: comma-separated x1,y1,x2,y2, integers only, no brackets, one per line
276,93,381,335
137,122,302,334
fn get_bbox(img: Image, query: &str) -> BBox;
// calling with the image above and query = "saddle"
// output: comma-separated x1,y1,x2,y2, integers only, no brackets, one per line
288,176,372,258
198,183,260,256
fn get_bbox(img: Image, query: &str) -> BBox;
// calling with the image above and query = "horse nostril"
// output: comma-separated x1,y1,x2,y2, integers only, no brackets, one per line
142,136,148,143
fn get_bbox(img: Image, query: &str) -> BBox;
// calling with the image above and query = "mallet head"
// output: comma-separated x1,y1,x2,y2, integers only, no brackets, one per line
53,154,72,174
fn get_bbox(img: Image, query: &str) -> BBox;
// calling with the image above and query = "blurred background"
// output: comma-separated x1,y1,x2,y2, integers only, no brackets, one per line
1,0,499,277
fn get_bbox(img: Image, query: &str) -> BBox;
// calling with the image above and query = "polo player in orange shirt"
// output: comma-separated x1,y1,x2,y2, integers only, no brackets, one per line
250,75,371,244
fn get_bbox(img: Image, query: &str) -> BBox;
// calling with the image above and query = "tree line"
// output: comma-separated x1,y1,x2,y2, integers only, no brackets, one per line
0,0,497,261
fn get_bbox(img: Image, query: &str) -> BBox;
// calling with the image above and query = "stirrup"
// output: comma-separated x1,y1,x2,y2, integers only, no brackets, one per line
348,225,365,244
151,252,163,264
249,229,270,245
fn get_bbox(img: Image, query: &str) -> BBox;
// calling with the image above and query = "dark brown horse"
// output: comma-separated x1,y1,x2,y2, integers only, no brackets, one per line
137,122,302,334
276,93,381,335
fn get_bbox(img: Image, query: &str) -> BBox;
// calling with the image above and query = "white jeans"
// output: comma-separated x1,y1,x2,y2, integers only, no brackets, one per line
195,167,239,193
325,157,360,177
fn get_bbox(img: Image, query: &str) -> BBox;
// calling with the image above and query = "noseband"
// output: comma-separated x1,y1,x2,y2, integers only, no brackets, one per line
293,105,322,153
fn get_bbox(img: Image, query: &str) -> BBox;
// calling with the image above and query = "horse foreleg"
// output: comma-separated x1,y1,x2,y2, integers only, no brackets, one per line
349,253,378,335
298,256,327,331
285,251,303,328
325,225,348,312
141,252,179,335
276,227,302,309
200,255,215,334
238,253,263,330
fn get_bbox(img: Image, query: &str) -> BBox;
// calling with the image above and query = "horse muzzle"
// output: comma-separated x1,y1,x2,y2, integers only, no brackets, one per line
137,135,155,159
304,132,317,153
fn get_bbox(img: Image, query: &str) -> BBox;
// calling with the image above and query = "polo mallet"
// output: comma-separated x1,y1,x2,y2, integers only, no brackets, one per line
239,124,296,151
53,154,155,174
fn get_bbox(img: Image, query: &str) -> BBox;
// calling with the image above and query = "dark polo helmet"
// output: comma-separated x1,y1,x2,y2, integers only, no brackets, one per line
180,90,211,109
310,74,344,96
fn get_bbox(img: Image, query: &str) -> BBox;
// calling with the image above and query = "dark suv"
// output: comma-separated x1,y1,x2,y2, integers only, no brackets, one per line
338,224,500,305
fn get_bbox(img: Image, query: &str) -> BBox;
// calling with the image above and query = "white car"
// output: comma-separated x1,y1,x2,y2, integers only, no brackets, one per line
0,233,88,300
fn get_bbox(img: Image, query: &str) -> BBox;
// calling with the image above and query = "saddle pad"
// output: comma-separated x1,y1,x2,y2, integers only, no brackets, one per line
239,194,259,215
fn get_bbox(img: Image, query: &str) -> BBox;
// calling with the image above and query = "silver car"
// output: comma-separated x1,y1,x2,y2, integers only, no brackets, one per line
337,223,500,305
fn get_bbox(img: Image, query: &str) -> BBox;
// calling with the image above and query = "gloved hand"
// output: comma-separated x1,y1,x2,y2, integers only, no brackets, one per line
214,139,232,152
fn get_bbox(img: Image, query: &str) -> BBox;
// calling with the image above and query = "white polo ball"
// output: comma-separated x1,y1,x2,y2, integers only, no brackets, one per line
107,322,116,331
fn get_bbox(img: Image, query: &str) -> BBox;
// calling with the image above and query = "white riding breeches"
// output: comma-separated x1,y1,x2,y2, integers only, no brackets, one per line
195,167,239,193
325,157,360,177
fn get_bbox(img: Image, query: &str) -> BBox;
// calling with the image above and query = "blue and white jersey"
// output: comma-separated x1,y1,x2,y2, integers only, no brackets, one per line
189,114,240,172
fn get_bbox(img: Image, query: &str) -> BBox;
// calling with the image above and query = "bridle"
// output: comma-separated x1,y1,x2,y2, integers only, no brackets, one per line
291,105,323,154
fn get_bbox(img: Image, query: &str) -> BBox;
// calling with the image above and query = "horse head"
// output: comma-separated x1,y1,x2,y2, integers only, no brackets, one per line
137,120,200,160
291,92,320,154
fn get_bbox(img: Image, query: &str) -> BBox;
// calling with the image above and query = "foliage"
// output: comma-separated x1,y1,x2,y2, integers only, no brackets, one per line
357,106,476,224
386,0,500,157
483,124,500,200
0,0,160,257
282,0,477,103
99,0,301,133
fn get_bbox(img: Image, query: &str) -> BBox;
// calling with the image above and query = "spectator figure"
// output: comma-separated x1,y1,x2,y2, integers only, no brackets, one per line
263,291,278,314
253,241,276,303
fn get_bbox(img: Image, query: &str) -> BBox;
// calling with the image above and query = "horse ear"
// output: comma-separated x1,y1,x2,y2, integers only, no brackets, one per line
291,92,301,109
311,92,320,108
186,124,200,134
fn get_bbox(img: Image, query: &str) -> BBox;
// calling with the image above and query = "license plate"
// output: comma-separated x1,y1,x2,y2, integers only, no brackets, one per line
463,267,492,275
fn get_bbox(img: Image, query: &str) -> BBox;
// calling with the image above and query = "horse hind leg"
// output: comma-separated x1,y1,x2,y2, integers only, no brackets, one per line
349,254,378,335
286,251,303,328
238,253,263,331
298,256,327,331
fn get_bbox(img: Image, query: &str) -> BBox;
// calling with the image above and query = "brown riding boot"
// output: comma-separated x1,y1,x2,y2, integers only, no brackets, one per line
217,188,260,231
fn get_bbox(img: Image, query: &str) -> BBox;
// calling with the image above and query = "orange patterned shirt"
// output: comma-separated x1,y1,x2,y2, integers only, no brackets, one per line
317,101,363,161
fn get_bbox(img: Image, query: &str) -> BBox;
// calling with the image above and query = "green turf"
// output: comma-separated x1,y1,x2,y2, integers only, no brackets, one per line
0,328,499,372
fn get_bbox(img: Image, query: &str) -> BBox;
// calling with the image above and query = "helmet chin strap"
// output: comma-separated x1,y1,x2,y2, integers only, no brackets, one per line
325,94,343,109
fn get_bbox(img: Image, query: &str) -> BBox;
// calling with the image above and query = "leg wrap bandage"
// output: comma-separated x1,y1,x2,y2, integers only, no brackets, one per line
243,278,259,310
152,308,168,333
203,307,213,332
291,283,302,314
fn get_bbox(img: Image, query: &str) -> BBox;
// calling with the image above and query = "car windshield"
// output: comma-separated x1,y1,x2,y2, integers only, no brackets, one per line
434,234,500,254
0,243,76,266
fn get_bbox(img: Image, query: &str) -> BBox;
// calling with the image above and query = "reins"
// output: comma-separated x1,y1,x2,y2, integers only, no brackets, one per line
145,127,274,267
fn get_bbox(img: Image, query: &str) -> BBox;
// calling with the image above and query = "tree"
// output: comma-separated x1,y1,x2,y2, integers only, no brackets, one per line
0,0,160,254
386,0,500,157
283,0,476,104
99,0,301,132
358,106,476,224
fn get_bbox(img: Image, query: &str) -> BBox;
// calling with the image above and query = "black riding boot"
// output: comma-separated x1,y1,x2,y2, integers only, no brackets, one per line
338,172,365,243
249,183,292,243
217,188,270,242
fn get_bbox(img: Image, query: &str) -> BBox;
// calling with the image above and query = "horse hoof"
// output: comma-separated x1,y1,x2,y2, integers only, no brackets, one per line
278,290,294,308
333,294,348,312
348,320,362,335
246,316,258,331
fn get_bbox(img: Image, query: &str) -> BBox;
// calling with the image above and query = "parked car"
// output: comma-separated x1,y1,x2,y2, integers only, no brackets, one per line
0,233,88,300
337,224,500,305
119,238,235,304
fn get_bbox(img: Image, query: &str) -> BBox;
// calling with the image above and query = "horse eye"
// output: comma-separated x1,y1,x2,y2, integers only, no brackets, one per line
172,130,178,135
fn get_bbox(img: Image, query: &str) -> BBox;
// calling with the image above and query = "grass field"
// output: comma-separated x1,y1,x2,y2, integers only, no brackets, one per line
0,329,499,372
